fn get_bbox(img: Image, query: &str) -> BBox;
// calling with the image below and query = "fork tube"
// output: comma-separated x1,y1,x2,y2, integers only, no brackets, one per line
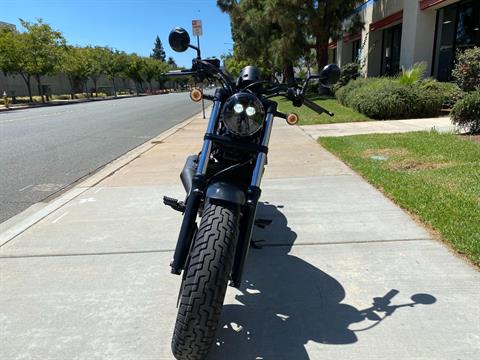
251,112,274,187
231,112,274,287
170,99,222,274
196,100,222,175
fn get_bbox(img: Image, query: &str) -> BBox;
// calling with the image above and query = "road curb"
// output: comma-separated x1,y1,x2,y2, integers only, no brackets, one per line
0,108,207,247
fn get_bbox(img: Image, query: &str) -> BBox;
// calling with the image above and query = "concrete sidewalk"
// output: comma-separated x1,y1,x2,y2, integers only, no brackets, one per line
300,116,456,139
1,110,479,359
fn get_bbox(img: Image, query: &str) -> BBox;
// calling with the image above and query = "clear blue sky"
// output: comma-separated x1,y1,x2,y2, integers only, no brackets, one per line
1,0,234,67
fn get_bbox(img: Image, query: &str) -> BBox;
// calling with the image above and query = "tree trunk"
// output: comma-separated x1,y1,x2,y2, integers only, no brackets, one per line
112,77,117,97
84,80,90,98
21,74,33,103
35,75,45,103
68,75,75,100
92,78,98,97
315,36,330,74
283,62,296,86
149,80,153,93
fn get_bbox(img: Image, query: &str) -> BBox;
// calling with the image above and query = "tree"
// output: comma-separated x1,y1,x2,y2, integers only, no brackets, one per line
153,61,170,90
151,35,166,61
62,46,90,99
20,19,66,103
84,46,105,97
143,57,168,92
167,57,177,68
125,53,146,95
304,1,361,72
218,0,361,75
0,28,33,100
100,47,128,97
218,0,307,84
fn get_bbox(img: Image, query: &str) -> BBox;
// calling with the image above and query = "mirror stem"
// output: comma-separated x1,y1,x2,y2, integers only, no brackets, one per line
188,44,201,59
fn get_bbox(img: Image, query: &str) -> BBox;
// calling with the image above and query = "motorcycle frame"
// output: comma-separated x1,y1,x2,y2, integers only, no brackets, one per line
170,88,277,289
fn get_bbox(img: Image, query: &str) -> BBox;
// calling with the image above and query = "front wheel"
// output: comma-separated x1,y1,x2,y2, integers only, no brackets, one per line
172,200,240,360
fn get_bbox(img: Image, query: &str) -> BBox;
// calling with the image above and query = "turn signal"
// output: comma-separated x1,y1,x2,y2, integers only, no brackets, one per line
286,113,299,125
190,88,203,102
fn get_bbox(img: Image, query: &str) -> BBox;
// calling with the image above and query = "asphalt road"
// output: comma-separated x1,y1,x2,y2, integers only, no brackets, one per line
0,93,203,224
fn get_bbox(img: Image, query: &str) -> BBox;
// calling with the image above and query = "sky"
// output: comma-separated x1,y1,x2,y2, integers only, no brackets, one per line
1,0,234,68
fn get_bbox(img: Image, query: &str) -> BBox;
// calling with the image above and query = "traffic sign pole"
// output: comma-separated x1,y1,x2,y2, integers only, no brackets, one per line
192,19,205,119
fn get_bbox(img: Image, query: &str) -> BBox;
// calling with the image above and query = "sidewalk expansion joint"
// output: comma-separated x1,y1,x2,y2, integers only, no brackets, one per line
0,248,175,259
0,238,431,260
256,238,431,248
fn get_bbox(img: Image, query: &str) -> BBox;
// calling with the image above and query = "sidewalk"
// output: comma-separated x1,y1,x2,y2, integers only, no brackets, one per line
0,92,173,112
300,116,456,139
1,110,479,359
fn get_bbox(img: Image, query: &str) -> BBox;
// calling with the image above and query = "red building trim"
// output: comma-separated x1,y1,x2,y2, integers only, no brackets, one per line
328,41,337,49
420,0,447,10
343,32,362,43
369,10,403,32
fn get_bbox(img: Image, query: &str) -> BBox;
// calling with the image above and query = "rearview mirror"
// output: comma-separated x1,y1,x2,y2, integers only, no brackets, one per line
319,64,341,85
169,27,191,52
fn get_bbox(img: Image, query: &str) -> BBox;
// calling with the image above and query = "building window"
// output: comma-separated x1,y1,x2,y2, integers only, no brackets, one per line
433,0,480,81
381,24,402,76
352,39,361,62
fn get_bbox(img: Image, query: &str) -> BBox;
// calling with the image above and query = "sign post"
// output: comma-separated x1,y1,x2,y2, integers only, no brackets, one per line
192,20,205,119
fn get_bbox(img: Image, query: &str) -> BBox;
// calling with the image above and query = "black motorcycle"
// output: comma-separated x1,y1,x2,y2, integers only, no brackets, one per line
163,27,340,360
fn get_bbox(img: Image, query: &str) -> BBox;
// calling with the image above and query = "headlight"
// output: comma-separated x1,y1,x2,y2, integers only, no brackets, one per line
222,93,265,137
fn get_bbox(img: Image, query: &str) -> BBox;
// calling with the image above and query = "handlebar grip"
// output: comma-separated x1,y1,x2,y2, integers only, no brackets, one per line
303,97,334,117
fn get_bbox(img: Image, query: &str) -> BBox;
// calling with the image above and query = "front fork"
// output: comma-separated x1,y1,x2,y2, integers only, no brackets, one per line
230,110,274,287
170,97,276,288
170,97,223,274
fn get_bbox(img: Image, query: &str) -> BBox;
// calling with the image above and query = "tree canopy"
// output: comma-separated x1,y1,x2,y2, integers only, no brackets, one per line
151,35,166,61
218,0,361,81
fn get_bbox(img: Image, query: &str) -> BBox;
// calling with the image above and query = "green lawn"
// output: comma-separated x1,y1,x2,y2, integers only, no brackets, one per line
319,131,480,267
275,95,371,125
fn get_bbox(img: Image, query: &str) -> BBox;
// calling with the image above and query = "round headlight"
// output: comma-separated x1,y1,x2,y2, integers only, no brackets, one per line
222,93,265,137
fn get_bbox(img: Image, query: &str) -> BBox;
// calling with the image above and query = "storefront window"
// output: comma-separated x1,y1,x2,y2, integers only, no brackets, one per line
352,39,361,62
433,0,480,81
381,24,402,76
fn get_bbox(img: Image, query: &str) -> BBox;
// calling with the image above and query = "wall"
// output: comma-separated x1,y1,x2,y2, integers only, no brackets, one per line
400,0,437,74
0,72,160,98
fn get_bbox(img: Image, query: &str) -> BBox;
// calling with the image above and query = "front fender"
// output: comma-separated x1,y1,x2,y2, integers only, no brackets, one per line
206,182,246,205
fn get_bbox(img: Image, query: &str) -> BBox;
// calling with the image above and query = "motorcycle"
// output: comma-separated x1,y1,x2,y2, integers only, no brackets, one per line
163,27,340,360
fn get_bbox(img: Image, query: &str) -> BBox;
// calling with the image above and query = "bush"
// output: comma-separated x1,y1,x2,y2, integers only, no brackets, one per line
452,47,480,92
334,62,360,91
335,77,374,105
451,91,480,133
337,77,443,119
419,80,465,109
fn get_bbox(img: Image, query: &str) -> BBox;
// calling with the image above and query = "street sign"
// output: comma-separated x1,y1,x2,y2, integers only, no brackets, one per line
192,19,203,37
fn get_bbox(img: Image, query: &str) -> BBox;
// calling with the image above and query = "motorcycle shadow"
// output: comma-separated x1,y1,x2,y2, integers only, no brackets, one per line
207,202,436,360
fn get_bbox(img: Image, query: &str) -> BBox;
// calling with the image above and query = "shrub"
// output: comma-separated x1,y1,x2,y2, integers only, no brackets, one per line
451,91,480,133
452,47,480,92
335,77,374,105
334,62,360,91
338,78,443,119
419,80,465,109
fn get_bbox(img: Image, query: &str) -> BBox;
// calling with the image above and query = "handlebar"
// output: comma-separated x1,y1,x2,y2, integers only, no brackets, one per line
165,58,334,118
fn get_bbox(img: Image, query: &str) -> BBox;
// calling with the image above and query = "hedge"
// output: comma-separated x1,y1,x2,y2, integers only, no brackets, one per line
336,77,443,119
451,91,480,133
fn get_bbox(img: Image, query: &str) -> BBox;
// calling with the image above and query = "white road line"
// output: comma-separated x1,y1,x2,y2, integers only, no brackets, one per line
94,187,103,194
18,184,33,192
51,211,69,224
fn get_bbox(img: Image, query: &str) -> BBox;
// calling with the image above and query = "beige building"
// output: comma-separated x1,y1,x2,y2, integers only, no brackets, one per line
330,0,480,80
